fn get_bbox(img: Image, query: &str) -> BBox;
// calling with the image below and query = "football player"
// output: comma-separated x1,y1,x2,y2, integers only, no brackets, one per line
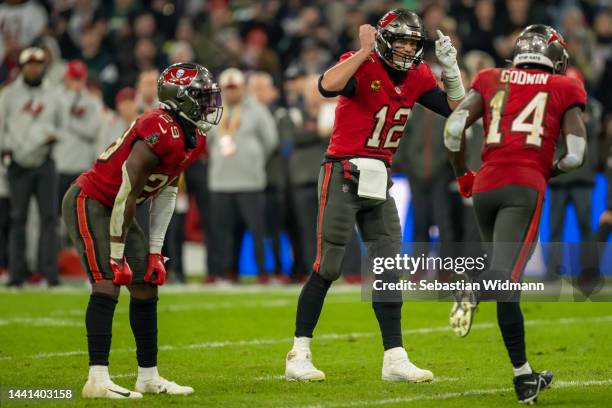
62,63,222,398
444,25,587,403
285,9,466,383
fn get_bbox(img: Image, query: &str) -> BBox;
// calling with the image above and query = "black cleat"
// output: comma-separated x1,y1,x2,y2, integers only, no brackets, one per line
514,371,553,404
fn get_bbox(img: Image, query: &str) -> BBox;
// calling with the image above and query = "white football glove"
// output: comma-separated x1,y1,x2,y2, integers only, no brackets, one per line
435,29,465,101
435,30,459,76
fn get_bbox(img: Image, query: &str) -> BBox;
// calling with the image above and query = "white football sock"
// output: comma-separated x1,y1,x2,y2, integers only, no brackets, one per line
88,365,110,381
513,362,533,377
292,337,312,351
138,366,159,381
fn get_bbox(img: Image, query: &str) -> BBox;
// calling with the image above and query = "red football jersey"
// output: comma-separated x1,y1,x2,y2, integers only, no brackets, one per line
77,108,207,208
326,51,438,164
472,67,586,194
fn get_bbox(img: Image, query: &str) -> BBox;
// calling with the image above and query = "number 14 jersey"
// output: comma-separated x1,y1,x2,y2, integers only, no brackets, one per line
77,108,207,208
325,51,438,165
473,67,586,194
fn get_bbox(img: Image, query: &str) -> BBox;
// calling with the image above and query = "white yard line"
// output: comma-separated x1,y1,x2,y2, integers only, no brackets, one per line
253,375,460,382
1,315,611,362
0,317,81,327
296,379,612,408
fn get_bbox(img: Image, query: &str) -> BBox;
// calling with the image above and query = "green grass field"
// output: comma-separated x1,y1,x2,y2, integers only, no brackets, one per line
1,284,611,407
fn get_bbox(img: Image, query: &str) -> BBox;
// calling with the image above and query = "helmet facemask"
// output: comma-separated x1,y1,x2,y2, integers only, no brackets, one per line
376,31,424,71
179,86,223,132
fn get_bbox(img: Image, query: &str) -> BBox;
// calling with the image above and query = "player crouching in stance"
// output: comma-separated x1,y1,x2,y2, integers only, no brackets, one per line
444,25,587,404
62,63,222,398
285,9,465,383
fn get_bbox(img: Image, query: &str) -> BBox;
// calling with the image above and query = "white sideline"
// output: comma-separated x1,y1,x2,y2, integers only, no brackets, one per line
1,315,611,362
296,379,612,408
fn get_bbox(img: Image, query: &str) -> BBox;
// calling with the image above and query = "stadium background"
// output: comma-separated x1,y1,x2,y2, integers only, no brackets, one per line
0,0,610,283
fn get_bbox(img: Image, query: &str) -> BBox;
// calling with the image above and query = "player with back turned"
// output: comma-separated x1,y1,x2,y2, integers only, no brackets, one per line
284,9,466,383
62,63,222,398
444,25,587,404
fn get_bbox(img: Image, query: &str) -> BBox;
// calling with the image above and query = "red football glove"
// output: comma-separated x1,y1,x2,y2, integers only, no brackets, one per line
457,170,476,198
110,257,133,285
144,253,168,285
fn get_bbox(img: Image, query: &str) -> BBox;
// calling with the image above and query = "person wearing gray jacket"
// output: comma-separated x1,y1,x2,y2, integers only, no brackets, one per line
0,47,62,287
54,60,103,208
207,68,278,282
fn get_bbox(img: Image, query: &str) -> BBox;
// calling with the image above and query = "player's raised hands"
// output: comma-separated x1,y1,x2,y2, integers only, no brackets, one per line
434,29,458,71
359,24,377,53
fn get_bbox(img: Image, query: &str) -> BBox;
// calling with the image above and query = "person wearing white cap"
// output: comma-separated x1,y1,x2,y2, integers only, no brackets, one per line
207,67,278,283
0,46,62,287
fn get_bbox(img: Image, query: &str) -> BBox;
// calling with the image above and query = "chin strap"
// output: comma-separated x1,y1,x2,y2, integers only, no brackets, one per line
159,101,212,133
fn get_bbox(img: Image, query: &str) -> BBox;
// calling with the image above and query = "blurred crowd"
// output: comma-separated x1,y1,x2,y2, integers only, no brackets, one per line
0,0,611,286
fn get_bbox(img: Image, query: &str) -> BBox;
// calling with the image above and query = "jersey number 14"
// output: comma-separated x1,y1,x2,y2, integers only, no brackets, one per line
486,90,549,147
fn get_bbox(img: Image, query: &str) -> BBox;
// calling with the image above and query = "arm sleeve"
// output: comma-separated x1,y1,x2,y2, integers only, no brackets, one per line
149,185,178,253
417,87,452,117
318,75,357,98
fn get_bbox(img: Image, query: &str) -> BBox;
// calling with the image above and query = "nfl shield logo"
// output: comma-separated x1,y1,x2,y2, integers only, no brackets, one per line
395,86,401,94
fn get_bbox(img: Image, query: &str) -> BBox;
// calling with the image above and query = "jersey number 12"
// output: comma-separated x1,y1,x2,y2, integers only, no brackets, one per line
366,106,411,149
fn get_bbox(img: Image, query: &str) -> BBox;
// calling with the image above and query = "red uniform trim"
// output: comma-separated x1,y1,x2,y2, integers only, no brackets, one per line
511,193,544,282
342,160,351,179
313,163,333,273
76,190,103,282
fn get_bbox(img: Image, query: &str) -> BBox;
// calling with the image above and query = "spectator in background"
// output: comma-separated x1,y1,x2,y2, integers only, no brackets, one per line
0,47,62,287
168,41,194,65
96,86,138,155
54,0,103,60
597,122,612,242
278,65,308,280
0,163,8,277
299,39,332,76
55,60,103,211
136,68,159,113
207,68,278,283
454,67,485,256
546,67,602,281
394,66,456,268
463,50,496,80
79,24,118,107
40,35,67,85
0,0,48,65
241,26,281,82
248,71,289,283
286,75,332,280
461,0,499,63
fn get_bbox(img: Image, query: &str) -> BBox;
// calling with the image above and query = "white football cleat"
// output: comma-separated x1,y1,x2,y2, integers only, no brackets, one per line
382,347,434,383
285,349,326,381
82,378,143,399
449,289,478,337
135,376,194,395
